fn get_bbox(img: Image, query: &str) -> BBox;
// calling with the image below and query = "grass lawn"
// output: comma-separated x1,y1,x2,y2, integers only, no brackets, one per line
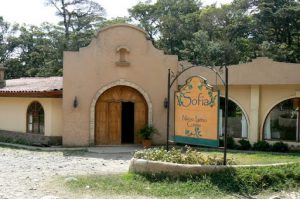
198,150,300,165
64,150,300,199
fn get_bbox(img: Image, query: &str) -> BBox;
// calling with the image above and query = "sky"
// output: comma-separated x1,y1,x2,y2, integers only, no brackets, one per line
0,0,233,25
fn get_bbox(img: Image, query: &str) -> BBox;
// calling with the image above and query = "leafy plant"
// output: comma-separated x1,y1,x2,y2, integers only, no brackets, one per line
138,125,158,140
237,139,252,150
272,142,289,152
133,146,235,165
226,136,237,149
253,141,271,151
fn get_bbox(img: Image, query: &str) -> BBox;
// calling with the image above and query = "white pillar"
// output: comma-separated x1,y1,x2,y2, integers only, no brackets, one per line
241,114,248,138
249,85,260,143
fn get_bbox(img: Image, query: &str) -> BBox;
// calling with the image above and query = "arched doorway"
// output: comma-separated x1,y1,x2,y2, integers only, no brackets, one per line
263,98,300,142
95,86,148,145
219,97,248,138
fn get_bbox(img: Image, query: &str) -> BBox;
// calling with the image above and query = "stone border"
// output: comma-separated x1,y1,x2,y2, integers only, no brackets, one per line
0,130,62,146
129,158,296,176
89,79,153,145
0,142,87,151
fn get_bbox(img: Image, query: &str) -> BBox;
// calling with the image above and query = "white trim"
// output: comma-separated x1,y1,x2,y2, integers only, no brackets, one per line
89,79,153,145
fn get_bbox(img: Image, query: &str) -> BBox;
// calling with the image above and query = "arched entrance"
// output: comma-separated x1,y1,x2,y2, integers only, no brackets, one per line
95,86,148,145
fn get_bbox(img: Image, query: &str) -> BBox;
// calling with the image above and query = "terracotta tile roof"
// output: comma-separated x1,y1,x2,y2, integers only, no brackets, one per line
0,77,63,93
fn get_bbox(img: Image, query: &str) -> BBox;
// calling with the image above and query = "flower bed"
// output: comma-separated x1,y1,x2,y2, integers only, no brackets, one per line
130,147,297,176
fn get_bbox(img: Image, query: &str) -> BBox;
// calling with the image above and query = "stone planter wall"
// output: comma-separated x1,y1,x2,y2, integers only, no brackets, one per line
0,130,62,146
129,158,294,176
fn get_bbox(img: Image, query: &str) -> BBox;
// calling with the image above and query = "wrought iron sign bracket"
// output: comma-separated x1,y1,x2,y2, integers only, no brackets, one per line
166,63,229,165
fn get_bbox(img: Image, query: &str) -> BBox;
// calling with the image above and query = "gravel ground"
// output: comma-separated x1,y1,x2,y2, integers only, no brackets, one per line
0,147,132,199
0,146,299,199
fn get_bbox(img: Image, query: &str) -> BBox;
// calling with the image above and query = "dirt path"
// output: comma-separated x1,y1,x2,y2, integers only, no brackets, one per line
0,147,131,199
0,147,299,199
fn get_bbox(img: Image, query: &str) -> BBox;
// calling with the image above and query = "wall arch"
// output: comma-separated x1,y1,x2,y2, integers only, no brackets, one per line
220,95,250,129
260,95,297,137
89,79,153,145
26,101,45,134
219,95,250,138
260,95,300,142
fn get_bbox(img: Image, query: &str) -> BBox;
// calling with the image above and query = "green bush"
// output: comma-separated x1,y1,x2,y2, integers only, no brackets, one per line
219,137,237,149
219,139,224,147
253,140,271,151
133,146,235,165
226,136,237,149
272,141,289,152
138,125,158,140
0,136,31,146
237,139,252,150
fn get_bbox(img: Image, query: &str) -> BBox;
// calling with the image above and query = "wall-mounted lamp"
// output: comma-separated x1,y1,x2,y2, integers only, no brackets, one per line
73,96,78,108
164,98,168,109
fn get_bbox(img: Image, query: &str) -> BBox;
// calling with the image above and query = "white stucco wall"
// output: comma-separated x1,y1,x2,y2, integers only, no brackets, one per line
0,97,63,136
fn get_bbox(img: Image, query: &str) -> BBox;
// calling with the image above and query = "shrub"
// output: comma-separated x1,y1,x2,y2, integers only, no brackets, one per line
253,140,271,151
0,136,32,146
133,146,235,165
226,136,237,149
272,141,289,152
237,139,252,150
219,137,237,149
219,139,224,147
138,125,158,140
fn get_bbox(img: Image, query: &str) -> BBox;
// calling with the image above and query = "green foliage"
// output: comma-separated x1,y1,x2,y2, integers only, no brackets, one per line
237,139,252,150
138,125,158,140
253,140,271,151
133,146,234,165
99,17,131,29
1,0,300,80
4,23,64,79
0,136,31,146
130,0,300,65
65,163,300,198
226,136,238,149
272,142,289,152
46,0,105,51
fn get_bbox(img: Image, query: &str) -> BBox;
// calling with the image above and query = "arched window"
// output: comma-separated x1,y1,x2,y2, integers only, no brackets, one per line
27,102,44,134
219,97,248,138
264,98,300,142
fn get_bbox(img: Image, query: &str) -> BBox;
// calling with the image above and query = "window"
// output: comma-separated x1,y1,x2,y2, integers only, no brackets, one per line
27,102,44,134
264,98,300,142
219,97,248,138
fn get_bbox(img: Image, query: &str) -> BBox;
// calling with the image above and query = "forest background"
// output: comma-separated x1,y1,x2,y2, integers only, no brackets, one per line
0,0,299,79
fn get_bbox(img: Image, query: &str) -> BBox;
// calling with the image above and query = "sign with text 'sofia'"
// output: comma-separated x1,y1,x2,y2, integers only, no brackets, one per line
175,76,219,147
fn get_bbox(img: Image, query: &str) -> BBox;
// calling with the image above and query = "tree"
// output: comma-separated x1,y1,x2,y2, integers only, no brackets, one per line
253,0,300,62
4,23,64,78
46,0,105,50
0,17,18,63
129,0,201,57
99,17,131,29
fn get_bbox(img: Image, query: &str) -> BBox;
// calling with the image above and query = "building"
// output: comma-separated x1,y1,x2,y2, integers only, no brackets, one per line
0,24,300,148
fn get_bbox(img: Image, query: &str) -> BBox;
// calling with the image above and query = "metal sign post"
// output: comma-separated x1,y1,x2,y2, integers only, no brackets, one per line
166,64,229,165
166,69,171,151
223,66,228,165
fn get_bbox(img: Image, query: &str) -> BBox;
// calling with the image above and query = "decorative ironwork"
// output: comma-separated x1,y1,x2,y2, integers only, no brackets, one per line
166,63,229,165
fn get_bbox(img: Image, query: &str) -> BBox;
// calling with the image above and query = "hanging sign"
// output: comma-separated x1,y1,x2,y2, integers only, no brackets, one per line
175,76,219,147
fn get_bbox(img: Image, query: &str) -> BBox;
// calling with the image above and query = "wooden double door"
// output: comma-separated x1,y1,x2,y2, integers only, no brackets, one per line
95,86,148,145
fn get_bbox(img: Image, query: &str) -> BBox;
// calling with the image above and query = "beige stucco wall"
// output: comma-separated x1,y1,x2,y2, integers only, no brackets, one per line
259,85,300,139
63,24,177,146
62,24,300,146
0,97,63,136
178,61,300,145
